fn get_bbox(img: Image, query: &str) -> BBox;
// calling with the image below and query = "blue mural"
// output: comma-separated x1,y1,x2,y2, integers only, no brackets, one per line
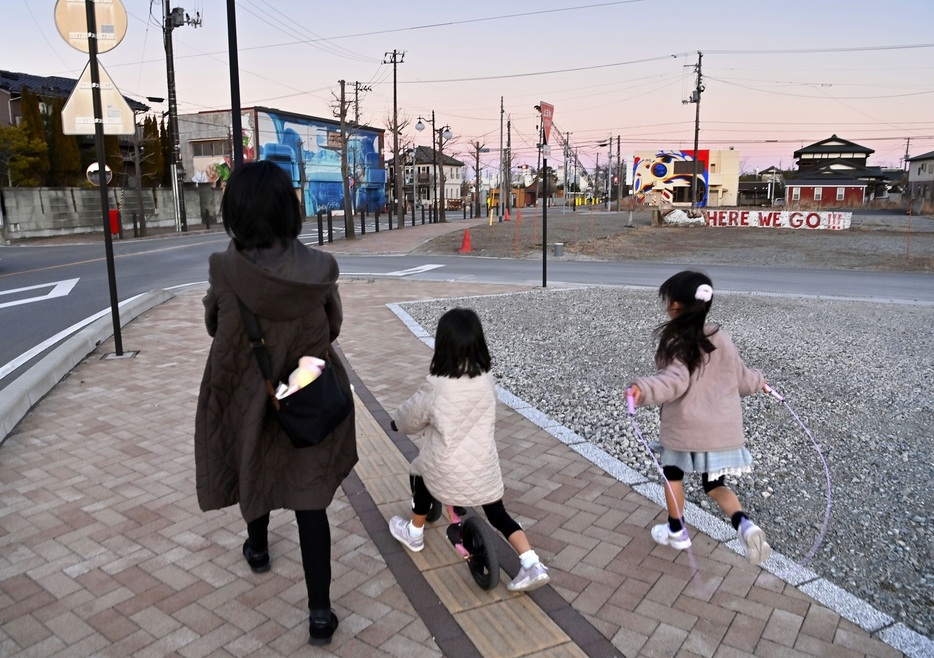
256,110,386,217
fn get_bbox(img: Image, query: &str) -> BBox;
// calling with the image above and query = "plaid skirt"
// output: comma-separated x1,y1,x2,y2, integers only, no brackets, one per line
651,443,753,480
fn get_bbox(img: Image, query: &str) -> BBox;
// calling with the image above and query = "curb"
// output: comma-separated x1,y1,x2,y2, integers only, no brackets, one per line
0,289,175,443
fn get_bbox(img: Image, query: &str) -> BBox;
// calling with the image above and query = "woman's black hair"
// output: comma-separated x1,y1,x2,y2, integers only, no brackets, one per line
430,308,492,378
653,270,718,373
220,160,302,249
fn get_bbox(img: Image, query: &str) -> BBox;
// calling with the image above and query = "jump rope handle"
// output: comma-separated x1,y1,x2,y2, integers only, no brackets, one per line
626,388,636,416
763,384,785,401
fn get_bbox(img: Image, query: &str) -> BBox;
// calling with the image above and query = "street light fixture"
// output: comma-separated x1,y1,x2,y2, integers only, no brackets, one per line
416,111,452,222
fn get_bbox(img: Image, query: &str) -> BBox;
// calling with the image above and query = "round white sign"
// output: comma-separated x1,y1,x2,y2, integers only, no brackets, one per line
54,0,128,54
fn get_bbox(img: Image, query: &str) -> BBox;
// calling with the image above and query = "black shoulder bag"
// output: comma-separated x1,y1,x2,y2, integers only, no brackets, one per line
237,297,353,448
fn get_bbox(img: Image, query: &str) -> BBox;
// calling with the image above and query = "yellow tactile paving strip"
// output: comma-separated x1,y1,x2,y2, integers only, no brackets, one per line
352,392,579,655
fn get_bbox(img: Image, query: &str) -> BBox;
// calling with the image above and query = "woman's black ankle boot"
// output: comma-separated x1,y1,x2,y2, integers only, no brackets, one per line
241,539,270,573
308,608,338,645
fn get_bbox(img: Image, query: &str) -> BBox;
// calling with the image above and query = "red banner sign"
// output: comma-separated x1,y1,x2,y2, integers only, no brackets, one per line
540,102,554,145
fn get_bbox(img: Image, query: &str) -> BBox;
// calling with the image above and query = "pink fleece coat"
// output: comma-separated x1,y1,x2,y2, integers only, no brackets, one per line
631,325,764,453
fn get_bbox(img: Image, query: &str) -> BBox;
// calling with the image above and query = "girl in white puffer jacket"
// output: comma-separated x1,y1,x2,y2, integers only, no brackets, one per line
389,308,550,592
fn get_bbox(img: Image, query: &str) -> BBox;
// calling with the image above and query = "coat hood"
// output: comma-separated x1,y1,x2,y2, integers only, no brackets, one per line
215,240,338,320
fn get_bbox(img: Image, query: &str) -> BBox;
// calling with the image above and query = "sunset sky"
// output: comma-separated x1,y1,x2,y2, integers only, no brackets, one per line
6,0,934,176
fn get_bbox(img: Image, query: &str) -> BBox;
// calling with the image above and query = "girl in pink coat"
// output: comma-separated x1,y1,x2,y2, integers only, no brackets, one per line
629,271,773,565
389,308,550,592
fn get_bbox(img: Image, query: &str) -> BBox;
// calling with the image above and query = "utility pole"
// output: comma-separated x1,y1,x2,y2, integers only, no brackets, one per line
384,49,405,229
436,116,444,222
505,117,512,215
350,81,371,217
595,152,600,201
499,96,505,220
563,132,569,211
607,135,612,208
472,141,486,218
353,81,370,125
904,137,911,171
338,80,355,238
616,135,621,211
163,0,200,232
688,51,704,209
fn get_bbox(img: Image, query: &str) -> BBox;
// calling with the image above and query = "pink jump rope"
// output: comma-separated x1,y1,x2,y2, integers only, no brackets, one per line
626,384,832,567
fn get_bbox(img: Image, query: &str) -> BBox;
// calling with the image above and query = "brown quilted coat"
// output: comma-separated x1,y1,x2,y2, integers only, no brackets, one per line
194,240,357,522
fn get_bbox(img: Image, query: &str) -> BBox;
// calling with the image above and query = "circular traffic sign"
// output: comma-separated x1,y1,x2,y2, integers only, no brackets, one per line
54,0,128,54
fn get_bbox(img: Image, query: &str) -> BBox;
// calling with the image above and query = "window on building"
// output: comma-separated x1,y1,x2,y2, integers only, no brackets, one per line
814,188,822,201
673,161,696,175
791,187,800,201
836,187,845,201
192,140,228,157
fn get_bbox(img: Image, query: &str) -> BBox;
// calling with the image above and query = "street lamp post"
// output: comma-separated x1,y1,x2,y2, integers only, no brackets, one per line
411,148,417,222
416,112,452,222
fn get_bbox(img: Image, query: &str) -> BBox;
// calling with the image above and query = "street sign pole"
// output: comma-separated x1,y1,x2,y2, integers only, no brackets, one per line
85,0,123,355
539,102,554,288
57,0,130,356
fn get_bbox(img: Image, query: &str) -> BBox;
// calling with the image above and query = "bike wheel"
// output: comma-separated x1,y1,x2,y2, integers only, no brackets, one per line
462,517,500,590
426,496,443,523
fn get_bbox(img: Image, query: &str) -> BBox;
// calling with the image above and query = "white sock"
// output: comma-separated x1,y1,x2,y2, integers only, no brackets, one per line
407,522,424,538
519,549,539,569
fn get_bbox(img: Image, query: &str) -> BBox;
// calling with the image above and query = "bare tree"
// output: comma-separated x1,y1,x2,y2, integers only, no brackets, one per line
384,110,412,222
330,82,355,238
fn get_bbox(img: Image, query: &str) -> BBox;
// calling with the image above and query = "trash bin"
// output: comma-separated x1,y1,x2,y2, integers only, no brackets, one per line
109,209,120,235
554,242,564,257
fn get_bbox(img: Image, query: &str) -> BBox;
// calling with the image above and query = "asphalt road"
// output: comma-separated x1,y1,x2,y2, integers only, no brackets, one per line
2,226,932,393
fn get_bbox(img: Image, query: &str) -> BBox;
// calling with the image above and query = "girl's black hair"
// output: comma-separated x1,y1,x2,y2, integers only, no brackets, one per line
654,270,718,373
430,308,492,378
220,160,302,249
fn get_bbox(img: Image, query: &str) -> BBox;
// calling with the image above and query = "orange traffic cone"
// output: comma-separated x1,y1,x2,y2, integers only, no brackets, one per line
504,208,510,221
458,229,472,253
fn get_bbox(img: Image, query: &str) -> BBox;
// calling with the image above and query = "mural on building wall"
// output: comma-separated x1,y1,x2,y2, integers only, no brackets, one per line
191,112,255,186
632,150,709,206
256,110,386,217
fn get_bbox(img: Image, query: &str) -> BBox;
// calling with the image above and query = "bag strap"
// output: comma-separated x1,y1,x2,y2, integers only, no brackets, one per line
235,296,281,411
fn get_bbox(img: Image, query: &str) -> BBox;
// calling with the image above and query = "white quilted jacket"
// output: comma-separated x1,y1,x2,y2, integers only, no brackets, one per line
393,372,504,507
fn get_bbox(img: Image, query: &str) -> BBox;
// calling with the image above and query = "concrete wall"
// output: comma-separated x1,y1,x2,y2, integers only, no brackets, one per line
0,184,222,240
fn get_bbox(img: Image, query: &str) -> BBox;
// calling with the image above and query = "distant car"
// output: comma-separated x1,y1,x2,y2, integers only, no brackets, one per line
772,197,785,207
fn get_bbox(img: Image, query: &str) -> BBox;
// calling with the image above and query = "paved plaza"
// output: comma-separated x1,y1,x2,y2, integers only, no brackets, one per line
0,219,925,657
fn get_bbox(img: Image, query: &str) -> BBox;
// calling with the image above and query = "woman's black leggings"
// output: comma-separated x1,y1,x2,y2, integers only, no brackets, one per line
247,509,330,610
410,475,522,539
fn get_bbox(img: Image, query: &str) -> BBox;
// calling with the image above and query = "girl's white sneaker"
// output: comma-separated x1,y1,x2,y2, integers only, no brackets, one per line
651,523,691,550
738,520,772,565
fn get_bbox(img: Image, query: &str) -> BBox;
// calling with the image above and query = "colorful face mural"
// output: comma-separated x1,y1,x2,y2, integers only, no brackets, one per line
256,110,386,217
632,150,709,206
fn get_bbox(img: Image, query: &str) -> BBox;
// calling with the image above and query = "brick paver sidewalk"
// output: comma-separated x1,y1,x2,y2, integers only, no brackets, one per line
0,219,920,656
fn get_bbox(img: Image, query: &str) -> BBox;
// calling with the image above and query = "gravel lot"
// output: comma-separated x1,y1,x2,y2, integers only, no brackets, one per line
403,213,934,639
414,209,934,272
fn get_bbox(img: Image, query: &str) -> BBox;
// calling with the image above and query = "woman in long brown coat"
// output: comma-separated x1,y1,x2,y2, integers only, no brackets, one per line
194,161,357,646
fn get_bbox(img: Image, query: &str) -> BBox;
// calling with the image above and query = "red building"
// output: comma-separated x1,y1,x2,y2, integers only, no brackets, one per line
787,180,866,207
785,135,886,207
